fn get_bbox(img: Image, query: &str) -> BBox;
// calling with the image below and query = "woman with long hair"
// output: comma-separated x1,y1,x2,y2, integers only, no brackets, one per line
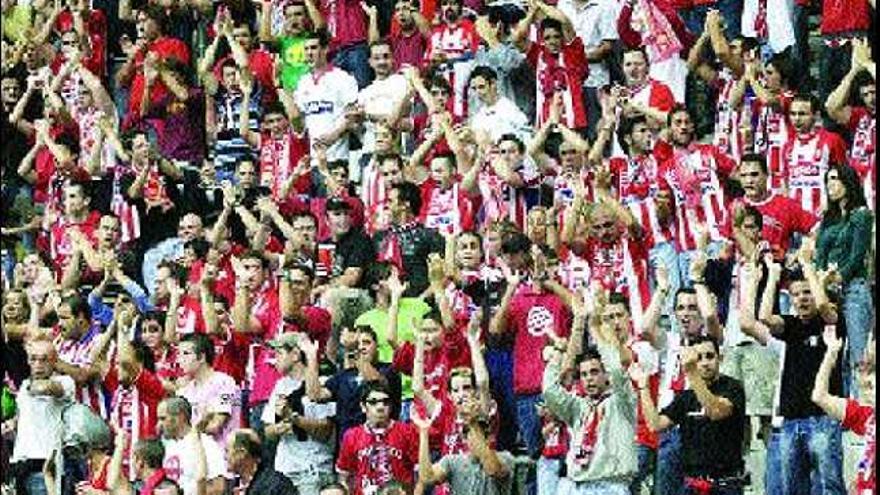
815,163,875,397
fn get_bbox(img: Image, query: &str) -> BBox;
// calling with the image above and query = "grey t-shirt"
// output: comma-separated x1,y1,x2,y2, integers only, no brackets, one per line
438,451,515,495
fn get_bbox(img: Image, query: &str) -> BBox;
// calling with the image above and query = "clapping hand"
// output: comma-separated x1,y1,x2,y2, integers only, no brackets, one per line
822,325,843,354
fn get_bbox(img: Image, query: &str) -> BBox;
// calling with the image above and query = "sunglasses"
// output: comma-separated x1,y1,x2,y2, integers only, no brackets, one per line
593,221,615,230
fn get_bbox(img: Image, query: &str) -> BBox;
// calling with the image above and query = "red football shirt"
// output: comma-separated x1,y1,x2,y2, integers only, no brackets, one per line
336,421,419,495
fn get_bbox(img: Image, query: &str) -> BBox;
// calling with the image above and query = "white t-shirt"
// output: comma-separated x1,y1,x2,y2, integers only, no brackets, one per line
163,432,229,495
557,0,620,88
469,96,532,144
295,66,359,162
742,0,796,54
11,375,75,462
262,376,336,483
357,73,409,153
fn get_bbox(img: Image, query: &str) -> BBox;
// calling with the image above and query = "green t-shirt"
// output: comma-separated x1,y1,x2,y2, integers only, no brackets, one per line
279,35,310,91
354,298,431,400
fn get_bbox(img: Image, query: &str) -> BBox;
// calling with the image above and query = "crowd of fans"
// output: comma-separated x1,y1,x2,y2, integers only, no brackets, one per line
0,0,876,494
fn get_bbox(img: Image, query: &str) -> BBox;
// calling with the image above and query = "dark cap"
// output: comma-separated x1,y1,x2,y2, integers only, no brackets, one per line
326,197,352,212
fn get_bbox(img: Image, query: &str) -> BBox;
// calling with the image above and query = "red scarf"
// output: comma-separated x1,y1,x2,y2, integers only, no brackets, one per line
754,0,768,39
573,402,604,467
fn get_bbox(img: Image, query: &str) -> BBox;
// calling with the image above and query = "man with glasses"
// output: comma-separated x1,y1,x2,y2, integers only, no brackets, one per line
633,336,748,495
336,382,419,495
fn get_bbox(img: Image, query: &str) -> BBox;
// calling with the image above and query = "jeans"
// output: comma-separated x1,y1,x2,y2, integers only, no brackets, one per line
650,242,681,316
332,42,371,89
656,427,683,495
516,393,542,495
537,457,563,495
632,444,656,495
842,278,874,398
487,347,518,452
248,400,267,435
766,416,846,495
516,393,543,459
22,472,48,495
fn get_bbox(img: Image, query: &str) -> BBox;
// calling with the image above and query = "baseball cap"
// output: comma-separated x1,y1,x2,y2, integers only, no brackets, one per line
326,197,352,212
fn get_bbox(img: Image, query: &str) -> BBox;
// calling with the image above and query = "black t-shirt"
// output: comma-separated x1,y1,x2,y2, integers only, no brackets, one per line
331,228,376,288
120,165,184,249
661,374,746,478
777,315,843,419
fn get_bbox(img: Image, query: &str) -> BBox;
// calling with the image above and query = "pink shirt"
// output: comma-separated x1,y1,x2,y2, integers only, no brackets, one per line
177,371,241,444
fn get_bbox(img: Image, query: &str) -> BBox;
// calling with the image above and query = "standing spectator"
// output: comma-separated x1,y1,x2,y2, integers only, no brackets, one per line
729,54,797,193
307,325,403,441
115,5,190,127
374,182,445,297
816,0,872,102
175,333,242,446
541,317,638,494
617,47,677,128
412,390,514,495
781,94,848,215
556,0,618,138
513,11,589,132
156,396,229,495
815,164,874,397
489,233,573,461
468,66,532,143
225,429,297,494
257,0,326,92
263,334,335,494
635,336,748,495
739,248,847,495
825,39,876,210
10,335,75,495
811,328,875,495
335,382,419,495
293,30,360,165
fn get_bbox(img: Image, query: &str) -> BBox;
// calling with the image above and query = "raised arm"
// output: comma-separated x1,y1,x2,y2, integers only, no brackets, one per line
681,346,735,420
689,252,723,341
739,255,773,345
811,326,847,420
631,364,673,432
488,270,521,335
385,271,407,350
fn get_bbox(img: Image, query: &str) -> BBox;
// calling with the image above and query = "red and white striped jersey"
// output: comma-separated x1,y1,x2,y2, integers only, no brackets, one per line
477,157,541,230
54,325,108,418
713,69,746,160
361,162,391,235
426,20,479,118
608,154,675,245
753,92,794,193
574,234,653,325
656,141,736,251
848,107,876,211
781,128,848,215
528,37,589,129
